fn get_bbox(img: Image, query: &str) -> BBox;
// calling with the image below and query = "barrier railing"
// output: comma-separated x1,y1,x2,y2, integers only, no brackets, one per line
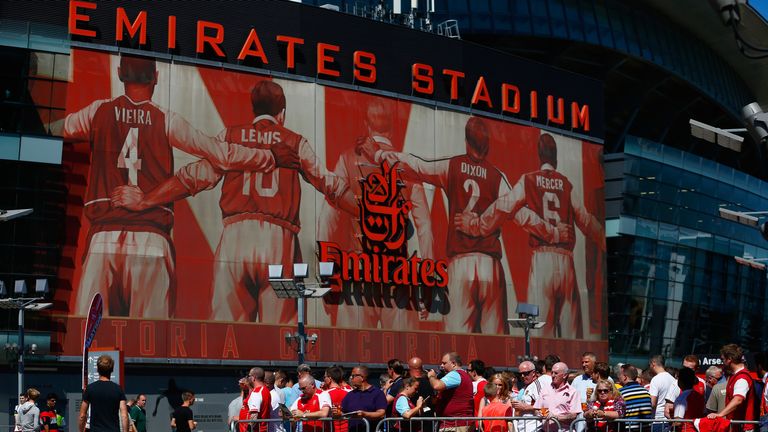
376,416,562,432
568,417,761,432
235,417,371,432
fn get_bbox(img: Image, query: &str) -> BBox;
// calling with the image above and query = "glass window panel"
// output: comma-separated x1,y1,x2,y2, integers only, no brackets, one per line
0,133,20,160
563,0,584,40
658,223,678,244
19,135,62,164
512,0,533,34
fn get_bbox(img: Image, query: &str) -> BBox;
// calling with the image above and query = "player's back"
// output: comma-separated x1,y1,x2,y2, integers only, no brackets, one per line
523,168,575,250
219,117,302,233
446,154,503,259
87,95,173,234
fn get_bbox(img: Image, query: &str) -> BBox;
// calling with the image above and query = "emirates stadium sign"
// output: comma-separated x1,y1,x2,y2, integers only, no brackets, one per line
318,161,448,288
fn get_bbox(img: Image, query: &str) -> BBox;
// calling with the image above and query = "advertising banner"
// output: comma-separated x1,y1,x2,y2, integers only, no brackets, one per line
46,48,606,365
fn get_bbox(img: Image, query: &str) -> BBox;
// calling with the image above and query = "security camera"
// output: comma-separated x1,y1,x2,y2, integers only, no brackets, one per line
710,0,746,25
30,343,37,354
761,221,768,242
308,334,318,345
743,102,768,145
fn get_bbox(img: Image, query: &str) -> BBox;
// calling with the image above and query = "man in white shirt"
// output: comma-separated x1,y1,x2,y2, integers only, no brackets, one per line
571,352,597,404
648,355,678,432
512,361,545,432
265,372,286,432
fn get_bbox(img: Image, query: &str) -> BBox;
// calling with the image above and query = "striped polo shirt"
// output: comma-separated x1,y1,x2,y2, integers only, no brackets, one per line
618,382,653,428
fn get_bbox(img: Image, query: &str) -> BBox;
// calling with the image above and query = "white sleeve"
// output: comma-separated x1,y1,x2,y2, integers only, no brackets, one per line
465,177,526,237
665,385,680,403
175,159,223,196
375,150,450,189
649,377,660,398
733,378,749,398
166,111,275,172
62,99,105,141
298,137,349,201
289,398,299,412
248,391,263,413
318,392,332,408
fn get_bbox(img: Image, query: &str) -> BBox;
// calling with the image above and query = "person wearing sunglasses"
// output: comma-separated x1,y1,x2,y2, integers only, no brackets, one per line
584,380,624,432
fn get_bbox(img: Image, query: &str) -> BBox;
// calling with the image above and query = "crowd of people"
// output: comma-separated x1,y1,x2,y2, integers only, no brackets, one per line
223,344,767,432
11,345,768,432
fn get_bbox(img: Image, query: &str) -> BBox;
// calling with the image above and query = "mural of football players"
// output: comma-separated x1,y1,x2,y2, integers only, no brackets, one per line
60,55,297,319
318,99,434,330
112,80,357,323
454,133,604,339
358,117,570,334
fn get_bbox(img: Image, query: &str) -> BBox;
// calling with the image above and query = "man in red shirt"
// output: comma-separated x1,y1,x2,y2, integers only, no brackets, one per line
324,366,350,432
247,368,272,432
707,344,757,432
468,359,488,418
290,376,331,432
428,352,474,432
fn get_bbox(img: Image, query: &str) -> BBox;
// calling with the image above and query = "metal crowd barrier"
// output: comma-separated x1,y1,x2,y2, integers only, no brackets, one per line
235,417,371,432
376,416,562,432
567,417,761,432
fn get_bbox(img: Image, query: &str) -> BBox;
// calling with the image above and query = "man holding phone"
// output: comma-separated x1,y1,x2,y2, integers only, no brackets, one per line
340,366,387,432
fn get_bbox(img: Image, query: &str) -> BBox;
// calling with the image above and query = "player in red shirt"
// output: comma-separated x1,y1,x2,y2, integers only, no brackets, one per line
60,55,298,319
324,366,350,432
112,80,356,323
358,117,570,334
318,99,433,330
453,133,604,339
247,368,272,432
290,376,332,432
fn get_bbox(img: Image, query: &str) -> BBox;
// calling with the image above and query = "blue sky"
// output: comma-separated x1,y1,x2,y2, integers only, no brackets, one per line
750,0,768,20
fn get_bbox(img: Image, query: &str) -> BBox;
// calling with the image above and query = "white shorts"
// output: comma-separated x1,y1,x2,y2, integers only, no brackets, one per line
445,253,506,334
210,218,297,323
529,249,582,339
75,230,173,318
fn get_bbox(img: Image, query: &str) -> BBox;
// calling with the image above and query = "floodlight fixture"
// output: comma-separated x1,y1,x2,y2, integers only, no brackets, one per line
34,279,49,295
515,303,539,318
0,209,33,222
318,262,334,278
508,303,545,359
734,255,767,271
718,207,768,227
293,263,309,279
268,265,283,279
14,280,27,296
689,119,744,152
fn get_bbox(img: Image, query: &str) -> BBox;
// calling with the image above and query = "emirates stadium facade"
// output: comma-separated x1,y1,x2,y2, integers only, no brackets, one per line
0,0,766,426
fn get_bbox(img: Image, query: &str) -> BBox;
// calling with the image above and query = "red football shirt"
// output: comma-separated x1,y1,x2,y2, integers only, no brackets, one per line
522,167,575,250
219,117,303,232
87,95,174,234
446,154,503,258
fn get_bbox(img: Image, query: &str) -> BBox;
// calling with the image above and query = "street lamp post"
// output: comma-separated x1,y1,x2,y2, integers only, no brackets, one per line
507,303,545,360
0,297,53,397
268,262,333,364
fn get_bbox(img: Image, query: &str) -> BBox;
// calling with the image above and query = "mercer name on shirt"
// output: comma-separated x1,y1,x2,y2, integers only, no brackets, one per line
535,175,564,191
